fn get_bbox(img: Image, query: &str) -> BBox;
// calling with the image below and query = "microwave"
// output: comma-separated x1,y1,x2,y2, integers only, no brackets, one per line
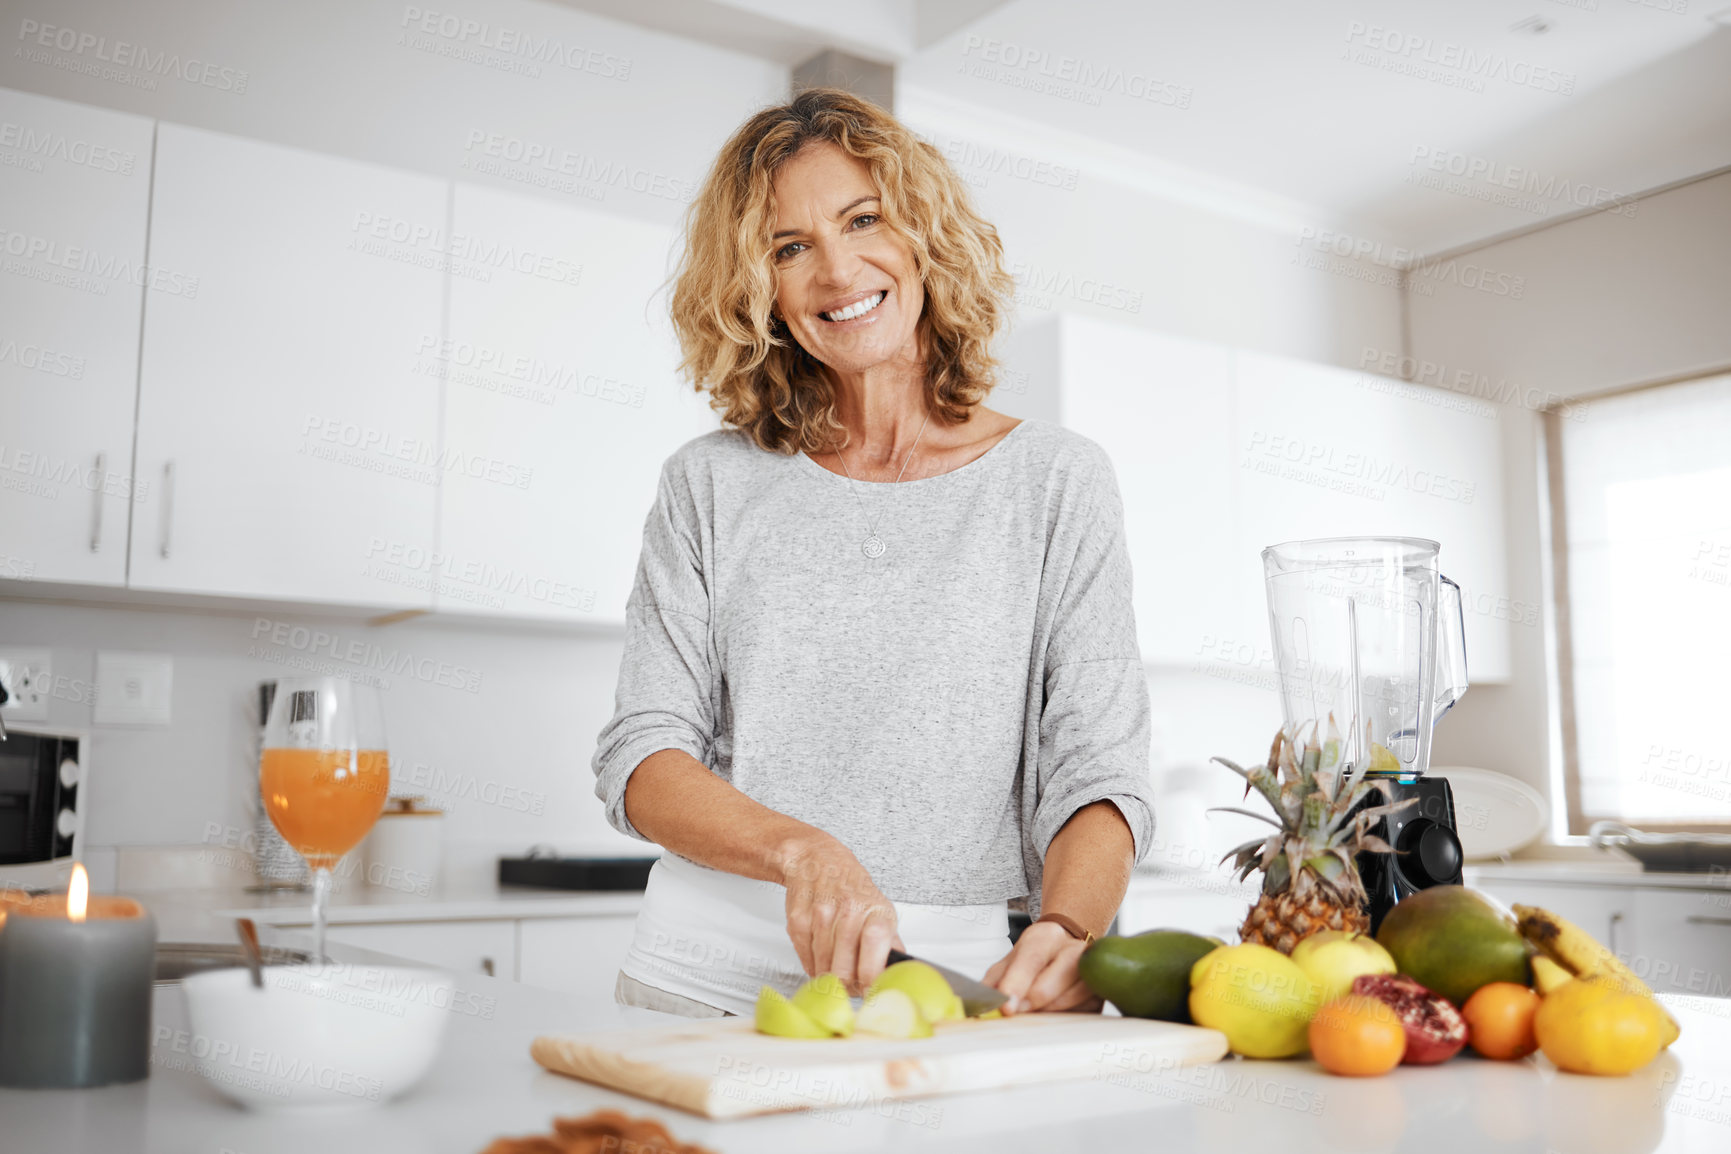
0,726,86,891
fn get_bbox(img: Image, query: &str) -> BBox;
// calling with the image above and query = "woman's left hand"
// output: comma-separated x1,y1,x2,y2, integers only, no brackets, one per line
982,921,1102,1015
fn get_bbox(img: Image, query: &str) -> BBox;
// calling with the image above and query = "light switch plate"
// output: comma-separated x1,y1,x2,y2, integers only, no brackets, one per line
94,651,173,725
0,648,52,721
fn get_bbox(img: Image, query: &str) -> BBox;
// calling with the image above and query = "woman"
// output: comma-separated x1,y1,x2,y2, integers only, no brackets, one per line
592,88,1153,1018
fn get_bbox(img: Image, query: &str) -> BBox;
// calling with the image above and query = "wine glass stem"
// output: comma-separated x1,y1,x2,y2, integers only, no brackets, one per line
312,866,332,964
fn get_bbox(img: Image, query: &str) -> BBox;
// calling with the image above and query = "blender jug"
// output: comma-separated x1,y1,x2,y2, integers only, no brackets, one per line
1261,537,1469,778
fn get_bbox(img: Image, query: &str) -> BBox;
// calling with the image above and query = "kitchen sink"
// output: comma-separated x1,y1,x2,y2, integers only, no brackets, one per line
1589,821,1731,874
153,941,310,984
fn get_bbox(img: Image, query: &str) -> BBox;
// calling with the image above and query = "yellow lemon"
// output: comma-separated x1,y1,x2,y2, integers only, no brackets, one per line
1534,975,1666,1076
1188,944,1321,1059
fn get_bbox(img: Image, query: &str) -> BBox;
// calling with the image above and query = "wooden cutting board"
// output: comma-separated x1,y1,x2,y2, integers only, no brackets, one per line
531,1014,1229,1119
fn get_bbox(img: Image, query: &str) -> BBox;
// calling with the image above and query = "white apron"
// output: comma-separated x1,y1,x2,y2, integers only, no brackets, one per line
619,852,1012,1016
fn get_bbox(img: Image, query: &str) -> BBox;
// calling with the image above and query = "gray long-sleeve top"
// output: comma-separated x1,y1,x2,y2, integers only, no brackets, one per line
590,416,1155,912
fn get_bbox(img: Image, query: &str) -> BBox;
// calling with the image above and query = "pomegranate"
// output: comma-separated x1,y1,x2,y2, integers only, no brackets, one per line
1351,974,1468,1065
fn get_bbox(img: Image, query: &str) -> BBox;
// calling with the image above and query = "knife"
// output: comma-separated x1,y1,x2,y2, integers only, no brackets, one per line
885,948,1008,1017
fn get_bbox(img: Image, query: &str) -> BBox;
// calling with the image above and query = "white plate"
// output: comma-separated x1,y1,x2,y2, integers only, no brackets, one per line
1433,767,1549,859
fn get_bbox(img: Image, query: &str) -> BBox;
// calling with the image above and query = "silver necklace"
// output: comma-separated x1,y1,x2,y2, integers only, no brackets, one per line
831,410,931,559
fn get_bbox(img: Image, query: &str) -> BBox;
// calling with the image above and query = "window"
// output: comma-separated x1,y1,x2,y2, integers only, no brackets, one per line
1547,371,1731,833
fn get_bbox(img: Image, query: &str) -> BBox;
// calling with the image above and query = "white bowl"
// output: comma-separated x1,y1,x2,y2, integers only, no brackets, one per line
176,963,453,1111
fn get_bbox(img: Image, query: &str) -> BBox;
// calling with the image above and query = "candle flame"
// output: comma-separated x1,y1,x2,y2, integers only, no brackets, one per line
68,862,88,923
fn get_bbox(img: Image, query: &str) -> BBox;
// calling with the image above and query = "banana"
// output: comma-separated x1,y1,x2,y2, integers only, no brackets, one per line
1513,903,1681,1048
1530,954,1573,996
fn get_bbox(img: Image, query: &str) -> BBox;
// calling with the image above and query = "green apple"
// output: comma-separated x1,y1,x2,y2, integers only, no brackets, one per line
754,986,832,1038
1289,930,1397,1004
855,988,933,1039
866,961,961,1023
790,973,855,1037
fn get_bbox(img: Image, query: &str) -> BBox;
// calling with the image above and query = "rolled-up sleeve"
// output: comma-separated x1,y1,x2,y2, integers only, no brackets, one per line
1028,449,1155,883
591,460,716,842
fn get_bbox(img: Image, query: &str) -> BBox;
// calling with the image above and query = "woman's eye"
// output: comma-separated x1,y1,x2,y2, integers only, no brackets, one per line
851,213,878,229
775,242,805,261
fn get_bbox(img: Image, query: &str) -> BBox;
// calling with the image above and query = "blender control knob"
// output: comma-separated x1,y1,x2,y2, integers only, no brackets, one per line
1398,819,1463,885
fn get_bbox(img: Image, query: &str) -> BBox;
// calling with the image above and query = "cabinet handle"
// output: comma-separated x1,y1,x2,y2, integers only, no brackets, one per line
159,461,175,560
1685,916,1731,927
480,957,495,977
1609,911,1625,955
89,452,105,552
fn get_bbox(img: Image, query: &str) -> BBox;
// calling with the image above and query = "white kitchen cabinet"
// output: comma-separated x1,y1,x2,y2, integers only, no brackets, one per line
0,89,153,586
323,918,518,979
1055,316,1238,666
128,123,445,607
517,914,639,996
1469,879,1638,956
1618,889,1731,998
431,183,718,624
1019,314,1511,679
1232,347,1511,681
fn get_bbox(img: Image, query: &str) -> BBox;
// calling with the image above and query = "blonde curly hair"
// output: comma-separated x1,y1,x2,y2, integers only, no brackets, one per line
668,87,1016,456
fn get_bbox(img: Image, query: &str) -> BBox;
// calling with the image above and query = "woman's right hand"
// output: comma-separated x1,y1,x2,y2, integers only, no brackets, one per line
777,834,901,995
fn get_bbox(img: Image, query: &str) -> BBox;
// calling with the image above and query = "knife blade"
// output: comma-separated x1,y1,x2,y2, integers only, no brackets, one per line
885,948,1008,1017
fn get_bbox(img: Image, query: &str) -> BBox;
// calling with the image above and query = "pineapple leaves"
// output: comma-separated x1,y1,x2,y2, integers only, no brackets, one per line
1207,806,1284,829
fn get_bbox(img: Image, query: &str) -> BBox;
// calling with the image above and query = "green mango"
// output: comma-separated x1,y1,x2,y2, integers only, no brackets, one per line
1078,929,1224,1021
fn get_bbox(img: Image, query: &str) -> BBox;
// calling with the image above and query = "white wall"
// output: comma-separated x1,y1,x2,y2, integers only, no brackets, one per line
1408,172,1731,830
1,0,1415,882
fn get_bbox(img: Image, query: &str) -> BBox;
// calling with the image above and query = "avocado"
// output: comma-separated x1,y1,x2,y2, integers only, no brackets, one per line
1078,929,1223,1021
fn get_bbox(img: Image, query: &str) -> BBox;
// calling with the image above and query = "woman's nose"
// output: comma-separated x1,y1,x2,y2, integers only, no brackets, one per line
812,239,860,286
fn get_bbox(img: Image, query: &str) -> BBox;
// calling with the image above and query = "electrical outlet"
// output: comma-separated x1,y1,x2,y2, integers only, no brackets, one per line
0,648,53,721
94,650,173,725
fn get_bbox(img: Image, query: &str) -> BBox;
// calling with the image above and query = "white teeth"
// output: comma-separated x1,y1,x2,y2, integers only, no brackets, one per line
823,292,884,322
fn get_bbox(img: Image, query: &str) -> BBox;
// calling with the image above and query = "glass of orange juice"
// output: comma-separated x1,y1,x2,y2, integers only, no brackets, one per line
260,677,390,962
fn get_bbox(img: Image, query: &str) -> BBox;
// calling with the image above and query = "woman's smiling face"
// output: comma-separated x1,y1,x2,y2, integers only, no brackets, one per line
770,142,924,378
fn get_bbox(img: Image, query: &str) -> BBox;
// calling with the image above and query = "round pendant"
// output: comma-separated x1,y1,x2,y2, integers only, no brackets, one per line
862,535,886,559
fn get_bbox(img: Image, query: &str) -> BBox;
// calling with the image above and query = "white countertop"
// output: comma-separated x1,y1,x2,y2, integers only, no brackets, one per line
129,881,643,933
1464,858,1731,891
5,914,1729,1154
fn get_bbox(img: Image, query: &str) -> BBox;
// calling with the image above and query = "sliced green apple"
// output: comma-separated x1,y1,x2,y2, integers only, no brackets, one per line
855,988,934,1039
754,986,831,1038
791,973,855,1037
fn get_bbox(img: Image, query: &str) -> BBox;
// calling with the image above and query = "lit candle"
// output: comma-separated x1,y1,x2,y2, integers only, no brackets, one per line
0,863,158,1088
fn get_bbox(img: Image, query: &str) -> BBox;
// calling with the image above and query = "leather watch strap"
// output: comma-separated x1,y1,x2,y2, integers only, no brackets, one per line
1034,912,1095,945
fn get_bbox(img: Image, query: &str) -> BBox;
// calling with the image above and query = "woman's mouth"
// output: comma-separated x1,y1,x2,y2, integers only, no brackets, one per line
820,291,886,323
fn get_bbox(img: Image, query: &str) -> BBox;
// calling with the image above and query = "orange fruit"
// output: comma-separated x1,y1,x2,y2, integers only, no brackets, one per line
1309,995,1406,1076
1462,981,1541,1060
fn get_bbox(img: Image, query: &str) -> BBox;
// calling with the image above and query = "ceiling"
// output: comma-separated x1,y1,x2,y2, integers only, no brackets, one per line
565,0,1731,253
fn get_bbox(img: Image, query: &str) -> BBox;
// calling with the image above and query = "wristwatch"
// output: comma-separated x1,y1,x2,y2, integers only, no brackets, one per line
1034,912,1095,945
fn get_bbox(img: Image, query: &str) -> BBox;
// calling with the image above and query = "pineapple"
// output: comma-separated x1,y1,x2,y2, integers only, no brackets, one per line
1211,718,1414,955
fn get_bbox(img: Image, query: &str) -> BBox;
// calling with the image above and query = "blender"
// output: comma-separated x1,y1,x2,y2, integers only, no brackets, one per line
1262,537,1470,930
